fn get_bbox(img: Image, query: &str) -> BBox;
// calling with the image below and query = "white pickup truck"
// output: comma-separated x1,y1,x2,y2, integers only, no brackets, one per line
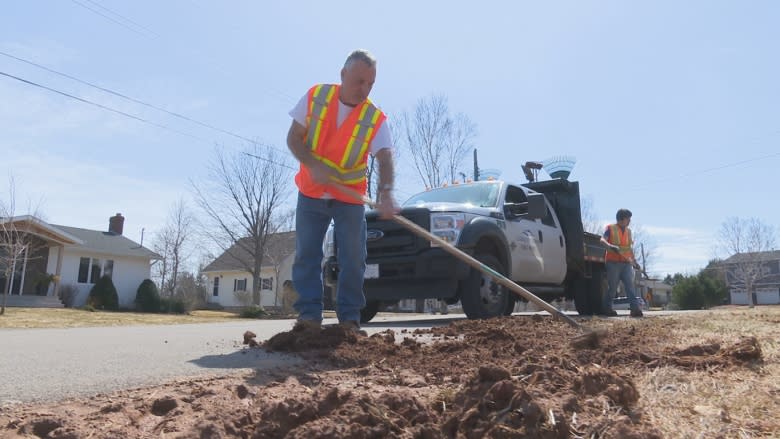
323,178,608,322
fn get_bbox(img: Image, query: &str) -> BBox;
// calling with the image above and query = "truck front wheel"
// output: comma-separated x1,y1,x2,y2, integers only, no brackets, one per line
459,253,513,319
360,300,381,323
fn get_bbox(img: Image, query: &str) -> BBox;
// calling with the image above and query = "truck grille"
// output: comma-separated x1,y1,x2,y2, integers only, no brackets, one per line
365,208,430,258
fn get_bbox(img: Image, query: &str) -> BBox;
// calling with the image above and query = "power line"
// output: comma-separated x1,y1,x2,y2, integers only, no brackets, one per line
64,2,295,105
630,147,780,190
0,69,297,171
0,70,204,142
81,0,160,37
0,50,289,156
241,152,295,171
69,0,153,38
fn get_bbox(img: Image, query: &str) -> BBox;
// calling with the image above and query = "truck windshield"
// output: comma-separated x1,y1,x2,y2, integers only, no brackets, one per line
403,182,501,208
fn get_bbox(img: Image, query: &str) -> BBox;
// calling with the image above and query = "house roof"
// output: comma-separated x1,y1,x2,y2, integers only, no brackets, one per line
722,250,780,264
1,215,83,245
53,224,161,259
203,231,296,273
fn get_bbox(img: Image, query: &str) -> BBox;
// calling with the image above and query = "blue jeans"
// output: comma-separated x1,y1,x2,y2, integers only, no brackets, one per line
292,192,367,323
603,262,640,312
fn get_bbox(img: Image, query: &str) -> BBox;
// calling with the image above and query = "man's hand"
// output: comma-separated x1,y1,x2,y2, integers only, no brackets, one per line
288,120,339,184
632,262,642,271
307,160,339,184
609,244,621,253
376,190,399,220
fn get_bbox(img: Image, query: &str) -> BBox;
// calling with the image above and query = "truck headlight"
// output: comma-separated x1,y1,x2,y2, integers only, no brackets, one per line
430,213,465,246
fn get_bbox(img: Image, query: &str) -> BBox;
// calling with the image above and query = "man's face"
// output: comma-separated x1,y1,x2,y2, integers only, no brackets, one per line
340,61,376,106
618,217,631,227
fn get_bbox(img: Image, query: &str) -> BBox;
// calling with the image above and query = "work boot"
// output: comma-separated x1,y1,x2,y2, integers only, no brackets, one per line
338,320,367,336
599,309,618,317
630,309,644,318
293,319,322,332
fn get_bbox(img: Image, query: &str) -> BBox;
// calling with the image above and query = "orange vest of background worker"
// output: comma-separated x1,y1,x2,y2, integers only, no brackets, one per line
294,83,387,204
604,223,634,263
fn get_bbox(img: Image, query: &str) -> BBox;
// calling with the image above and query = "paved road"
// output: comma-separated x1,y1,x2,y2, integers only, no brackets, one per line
0,314,461,406
0,310,678,405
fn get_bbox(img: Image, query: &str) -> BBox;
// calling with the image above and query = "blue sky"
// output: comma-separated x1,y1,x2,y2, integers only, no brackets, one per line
2,1,778,276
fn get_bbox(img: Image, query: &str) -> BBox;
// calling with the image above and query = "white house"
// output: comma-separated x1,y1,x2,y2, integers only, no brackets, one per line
1,213,160,308
721,251,780,305
202,231,296,309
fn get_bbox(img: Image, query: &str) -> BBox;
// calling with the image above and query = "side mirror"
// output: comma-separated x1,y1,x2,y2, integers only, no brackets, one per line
524,193,546,220
504,193,546,220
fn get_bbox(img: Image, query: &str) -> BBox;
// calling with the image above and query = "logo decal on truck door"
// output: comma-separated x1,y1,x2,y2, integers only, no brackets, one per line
367,229,384,242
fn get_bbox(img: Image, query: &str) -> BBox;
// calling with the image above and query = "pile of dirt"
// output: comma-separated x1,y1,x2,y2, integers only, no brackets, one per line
1,316,764,438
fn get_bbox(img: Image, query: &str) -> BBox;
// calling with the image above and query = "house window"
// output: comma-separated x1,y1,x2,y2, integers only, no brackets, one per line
77,258,115,284
234,278,247,292
261,277,273,290
78,258,90,283
90,258,102,283
212,277,219,297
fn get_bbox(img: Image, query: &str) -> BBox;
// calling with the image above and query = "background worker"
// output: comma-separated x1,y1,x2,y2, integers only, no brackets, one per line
286,49,398,330
600,208,644,317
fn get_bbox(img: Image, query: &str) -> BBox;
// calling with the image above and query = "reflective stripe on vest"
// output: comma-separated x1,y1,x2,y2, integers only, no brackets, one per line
341,102,381,169
305,84,337,151
304,84,383,185
316,156,367,183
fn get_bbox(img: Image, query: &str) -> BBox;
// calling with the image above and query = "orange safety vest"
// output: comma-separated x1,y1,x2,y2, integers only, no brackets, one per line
294,84,387,204
605,224,634,263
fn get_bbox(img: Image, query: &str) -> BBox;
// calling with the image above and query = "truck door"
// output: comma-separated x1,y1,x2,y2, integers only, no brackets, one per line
537,201,567,283
503,185,545,283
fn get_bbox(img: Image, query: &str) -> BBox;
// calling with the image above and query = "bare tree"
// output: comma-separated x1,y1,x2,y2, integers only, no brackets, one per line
195,254,216,304
399,95,477,189
444,113,477,183
366,122,402,202
580,195,602,234
192,144,292,306
0,177,45,315
174,270,208,309
630,223,656,276
717,217,778,308
152,199,195,296
270,208,296,234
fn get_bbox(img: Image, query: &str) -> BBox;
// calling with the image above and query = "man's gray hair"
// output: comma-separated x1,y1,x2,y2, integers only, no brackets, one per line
344,49,377,69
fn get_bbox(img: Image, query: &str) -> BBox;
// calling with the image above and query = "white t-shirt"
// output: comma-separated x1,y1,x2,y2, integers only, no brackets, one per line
288,91,393,155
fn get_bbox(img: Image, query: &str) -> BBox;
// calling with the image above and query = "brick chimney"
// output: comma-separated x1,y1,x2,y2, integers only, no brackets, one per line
109,213,125,235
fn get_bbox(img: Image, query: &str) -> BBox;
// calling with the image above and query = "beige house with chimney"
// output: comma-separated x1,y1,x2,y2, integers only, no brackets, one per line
202,231,296,309
0,213,159,308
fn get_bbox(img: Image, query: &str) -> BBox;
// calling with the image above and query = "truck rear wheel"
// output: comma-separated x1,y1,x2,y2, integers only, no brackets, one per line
459,253,513,319
569,272,592,315
588,266,607,315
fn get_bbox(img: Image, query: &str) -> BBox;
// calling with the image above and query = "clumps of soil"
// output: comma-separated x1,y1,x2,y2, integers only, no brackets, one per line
262,323,365,352
1,315,765,438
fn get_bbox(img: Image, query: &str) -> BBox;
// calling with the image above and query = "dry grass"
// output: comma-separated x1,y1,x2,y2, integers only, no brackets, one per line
0,308,241,328
629,306,780,438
